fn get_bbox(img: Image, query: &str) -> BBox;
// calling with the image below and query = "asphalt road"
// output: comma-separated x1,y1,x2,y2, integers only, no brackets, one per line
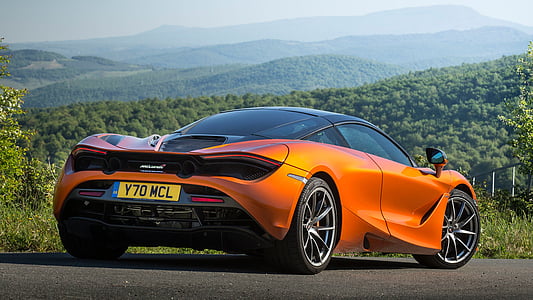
0,253,531,299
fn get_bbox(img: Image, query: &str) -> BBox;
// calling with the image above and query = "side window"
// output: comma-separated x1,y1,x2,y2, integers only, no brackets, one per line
337,124,412,166
304,127,345,146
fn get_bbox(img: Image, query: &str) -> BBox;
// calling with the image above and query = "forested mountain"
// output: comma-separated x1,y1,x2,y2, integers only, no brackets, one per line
22,55,407,107
21,55,521,177
11,5,532,58
125,27,531,69
0,49,148,90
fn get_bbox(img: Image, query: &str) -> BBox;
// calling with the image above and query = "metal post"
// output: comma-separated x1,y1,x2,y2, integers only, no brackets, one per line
527,174,533,195
512,166,516,197
491,171,495,196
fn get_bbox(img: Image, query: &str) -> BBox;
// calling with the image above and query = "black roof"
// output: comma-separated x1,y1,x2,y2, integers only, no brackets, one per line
177,107,375,139
163,107,392,154
228,107,372,126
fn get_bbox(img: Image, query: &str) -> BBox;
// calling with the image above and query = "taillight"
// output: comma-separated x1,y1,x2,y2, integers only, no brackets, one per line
73,147,107,156
198,153,281,180
73,147,108,172
70,147,282,180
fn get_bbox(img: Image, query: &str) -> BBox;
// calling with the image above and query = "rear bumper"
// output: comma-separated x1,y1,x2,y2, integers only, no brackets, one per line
60,217,273,252
54,156,309,240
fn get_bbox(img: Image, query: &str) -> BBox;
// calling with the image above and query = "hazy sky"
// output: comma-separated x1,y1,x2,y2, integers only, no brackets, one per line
2,0,533,43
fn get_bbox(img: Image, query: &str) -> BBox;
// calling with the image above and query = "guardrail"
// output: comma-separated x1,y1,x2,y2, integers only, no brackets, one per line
470,163,532,196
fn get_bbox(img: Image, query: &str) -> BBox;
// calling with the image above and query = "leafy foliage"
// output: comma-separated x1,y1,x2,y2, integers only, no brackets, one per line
500,42,533,176
0,41,31,205
0,41,58,211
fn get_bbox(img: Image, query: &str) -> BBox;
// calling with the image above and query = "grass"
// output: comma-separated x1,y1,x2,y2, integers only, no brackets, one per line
1,189,532,259
0,204,61,252
476,212,532,258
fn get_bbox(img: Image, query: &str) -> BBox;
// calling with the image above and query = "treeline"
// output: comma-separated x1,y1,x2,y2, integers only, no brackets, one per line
22,55,406,107
21,55,521,175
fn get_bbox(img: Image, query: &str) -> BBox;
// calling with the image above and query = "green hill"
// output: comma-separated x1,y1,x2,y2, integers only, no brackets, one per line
0,49,149,90
22,55,407,107
21,55,521,177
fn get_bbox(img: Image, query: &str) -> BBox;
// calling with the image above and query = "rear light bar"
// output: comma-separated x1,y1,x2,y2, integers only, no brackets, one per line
201,153,282,167
198,153,282,180
191,196,224,203
73,147,107,156
79,191,105,197
71,147,281,180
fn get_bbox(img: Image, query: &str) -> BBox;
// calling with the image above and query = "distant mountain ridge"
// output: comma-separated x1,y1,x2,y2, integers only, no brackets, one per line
124,26,531,69
11,5,533,59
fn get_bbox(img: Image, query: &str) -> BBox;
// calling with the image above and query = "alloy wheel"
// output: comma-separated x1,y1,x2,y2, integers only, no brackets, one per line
438,195,479,264
300,186,337,267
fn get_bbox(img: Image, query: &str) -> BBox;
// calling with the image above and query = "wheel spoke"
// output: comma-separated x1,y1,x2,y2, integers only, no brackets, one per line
455,235,471,251
442,235,451,258
450,234,459,261
441,234,447,242
312,205,332,224
458,213,476,229
454,201,466,222
456,229,476,236
305,202,313,220
311,237,322,261
310,230,329,251
450,201,457,222
315,192,325,216
302,227,310,248
317,225,335,232
310,192,318,216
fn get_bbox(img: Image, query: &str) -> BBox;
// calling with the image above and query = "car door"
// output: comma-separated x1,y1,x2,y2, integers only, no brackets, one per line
304,126,388,240
336,123,452,250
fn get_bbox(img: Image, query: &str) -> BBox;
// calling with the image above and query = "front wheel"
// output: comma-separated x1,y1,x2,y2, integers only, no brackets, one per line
267,177,339,274
414,189,480,269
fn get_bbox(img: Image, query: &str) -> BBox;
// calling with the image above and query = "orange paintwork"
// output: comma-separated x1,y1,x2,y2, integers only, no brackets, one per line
53,135,475,255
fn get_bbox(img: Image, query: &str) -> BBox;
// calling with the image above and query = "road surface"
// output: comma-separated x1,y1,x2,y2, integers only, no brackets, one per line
0,253,531,299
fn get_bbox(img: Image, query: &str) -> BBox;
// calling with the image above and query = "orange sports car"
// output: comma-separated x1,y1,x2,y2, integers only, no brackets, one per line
53,107,480,274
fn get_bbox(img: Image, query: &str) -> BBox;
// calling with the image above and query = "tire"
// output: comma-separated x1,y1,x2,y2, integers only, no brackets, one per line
58,223,127,260
267,177,338,274
413,189,480,269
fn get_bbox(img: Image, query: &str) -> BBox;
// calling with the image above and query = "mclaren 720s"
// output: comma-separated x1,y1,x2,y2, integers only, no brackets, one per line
53,107,480,274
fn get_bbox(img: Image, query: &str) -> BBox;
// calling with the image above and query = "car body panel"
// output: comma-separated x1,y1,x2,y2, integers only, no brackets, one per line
53,107,476,259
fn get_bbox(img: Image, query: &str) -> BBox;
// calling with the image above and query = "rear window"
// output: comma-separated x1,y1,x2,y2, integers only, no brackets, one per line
181,109,313,136
257,117,330,139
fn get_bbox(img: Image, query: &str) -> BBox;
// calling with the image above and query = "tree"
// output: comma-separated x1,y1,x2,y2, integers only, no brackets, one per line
500,42,533,189
0,39,30,204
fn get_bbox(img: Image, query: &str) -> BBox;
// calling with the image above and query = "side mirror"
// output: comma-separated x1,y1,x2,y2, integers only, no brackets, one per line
426,148,448,178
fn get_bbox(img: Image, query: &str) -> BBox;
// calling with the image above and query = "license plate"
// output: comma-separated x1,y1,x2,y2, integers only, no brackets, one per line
112,182,181,201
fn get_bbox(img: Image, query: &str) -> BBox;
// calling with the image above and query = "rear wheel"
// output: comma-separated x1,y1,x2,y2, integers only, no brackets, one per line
267,177,338,274
414,189,480,269
58,223,127,260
